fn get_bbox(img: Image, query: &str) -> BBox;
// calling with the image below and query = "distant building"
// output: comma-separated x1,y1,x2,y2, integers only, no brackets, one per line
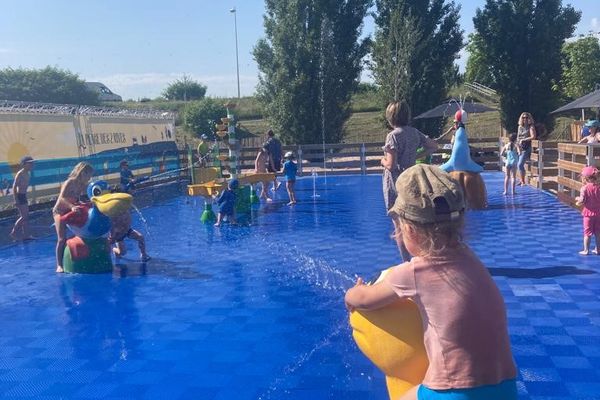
84,82,122,102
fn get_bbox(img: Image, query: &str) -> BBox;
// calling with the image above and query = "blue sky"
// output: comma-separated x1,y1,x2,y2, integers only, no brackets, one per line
0,1,597,100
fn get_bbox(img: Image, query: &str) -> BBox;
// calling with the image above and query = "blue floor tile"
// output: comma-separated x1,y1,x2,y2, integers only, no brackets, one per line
0,173,599,398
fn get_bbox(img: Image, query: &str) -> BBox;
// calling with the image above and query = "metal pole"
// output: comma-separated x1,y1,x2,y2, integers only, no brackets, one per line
230,7,241,99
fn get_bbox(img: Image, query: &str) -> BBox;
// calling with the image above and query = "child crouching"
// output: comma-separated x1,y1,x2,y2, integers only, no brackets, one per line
109,210,150,262
214,178,238,227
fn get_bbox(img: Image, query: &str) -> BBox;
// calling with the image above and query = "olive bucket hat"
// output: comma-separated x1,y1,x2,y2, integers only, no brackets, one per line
388,164,465,224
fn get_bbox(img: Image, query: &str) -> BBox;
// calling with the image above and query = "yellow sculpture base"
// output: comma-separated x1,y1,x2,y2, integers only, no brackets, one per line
448,171,488,209
188,181,224,197
349,268,428,400
192,167,220,185
238,172,276,185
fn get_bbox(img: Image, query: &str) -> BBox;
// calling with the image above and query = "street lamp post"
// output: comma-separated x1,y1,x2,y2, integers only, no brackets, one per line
230,7,241,99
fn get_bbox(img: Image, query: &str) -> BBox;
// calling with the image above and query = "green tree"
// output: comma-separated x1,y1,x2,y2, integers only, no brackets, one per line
560,35,600,100
182,98,226,138
473,0,580,130
464,33,496,88
0,66,99,105
253,0,371,144
371,0,463,119
163,75,207,101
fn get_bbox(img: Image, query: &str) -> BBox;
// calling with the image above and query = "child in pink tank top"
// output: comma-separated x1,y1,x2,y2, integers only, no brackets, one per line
345,164,517,400
575,166,600,255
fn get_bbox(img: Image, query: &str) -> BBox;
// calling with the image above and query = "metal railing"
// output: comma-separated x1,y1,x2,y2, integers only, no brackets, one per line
0,100,176,120
464,82,498,101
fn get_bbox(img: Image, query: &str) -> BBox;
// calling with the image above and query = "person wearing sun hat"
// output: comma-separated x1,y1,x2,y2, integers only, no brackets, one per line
578,120,600,144
345,164,517,400
9,156,35,241
575,165,600,255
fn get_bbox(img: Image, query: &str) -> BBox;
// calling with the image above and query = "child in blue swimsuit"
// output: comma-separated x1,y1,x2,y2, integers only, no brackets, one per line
282,151,298,205
501,133,520,195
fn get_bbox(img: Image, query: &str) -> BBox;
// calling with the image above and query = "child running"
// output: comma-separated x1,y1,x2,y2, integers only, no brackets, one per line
345,164,517,400
282,151,297,205
52,162,94,273
501,133,521,195
109,210,150,262
214,178,238,227
575,166,600,255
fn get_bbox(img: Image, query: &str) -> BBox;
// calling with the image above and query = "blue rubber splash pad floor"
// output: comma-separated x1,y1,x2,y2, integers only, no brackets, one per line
1,172,600,399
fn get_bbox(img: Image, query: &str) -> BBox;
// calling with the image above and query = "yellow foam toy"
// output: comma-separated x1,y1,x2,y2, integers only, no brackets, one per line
92,192,133,218
349,268,428,399
238,172,276,185
188,181,224,197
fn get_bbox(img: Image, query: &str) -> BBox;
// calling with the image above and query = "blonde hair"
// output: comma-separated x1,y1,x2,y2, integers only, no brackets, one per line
518,112,535,128
386,101,411,128
392,215,464,256
68,162,94,180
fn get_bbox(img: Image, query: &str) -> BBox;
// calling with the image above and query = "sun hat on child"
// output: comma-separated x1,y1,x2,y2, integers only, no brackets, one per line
584,120,600,128
284,151,294,159
581,166,598,178
388,164,465,223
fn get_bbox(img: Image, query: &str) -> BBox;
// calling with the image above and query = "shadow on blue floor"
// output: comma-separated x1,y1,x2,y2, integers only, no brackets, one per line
489,266,597,278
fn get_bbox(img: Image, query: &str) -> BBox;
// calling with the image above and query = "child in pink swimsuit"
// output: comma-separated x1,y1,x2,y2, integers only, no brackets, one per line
575,166,600,255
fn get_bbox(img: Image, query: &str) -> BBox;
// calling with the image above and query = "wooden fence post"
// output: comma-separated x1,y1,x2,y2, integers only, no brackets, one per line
537,141,544,190
586,144,594,167
558,145,564,195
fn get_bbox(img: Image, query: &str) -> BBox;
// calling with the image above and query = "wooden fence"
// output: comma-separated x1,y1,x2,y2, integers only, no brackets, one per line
527,140,558,191
556,143,594,207
1,137,504,216
228,137,502,176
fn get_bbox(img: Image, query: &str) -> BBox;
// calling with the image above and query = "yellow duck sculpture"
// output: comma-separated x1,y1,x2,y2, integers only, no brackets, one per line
349,268,429,399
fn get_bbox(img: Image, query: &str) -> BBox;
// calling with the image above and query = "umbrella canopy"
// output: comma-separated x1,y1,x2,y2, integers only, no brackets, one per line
551,88,600,114
413,101,496,120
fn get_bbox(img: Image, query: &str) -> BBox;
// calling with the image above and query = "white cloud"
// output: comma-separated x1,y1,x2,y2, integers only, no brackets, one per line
0,48,14,54
87,72,258,100
592,17,599,31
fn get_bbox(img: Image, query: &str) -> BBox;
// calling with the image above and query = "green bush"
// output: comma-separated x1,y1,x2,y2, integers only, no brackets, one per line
183,98,227,138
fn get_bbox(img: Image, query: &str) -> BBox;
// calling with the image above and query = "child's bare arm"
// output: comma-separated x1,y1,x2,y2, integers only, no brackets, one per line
56,179,80,211
344,278,398,312
12,170,23,193
576,188,585,206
